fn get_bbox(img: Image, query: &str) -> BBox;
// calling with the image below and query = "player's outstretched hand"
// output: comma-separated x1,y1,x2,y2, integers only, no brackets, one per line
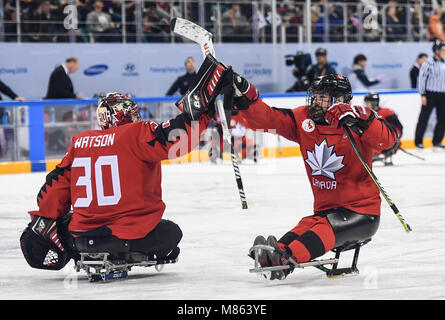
232,72,259,110
325,103,375,135
176,54,231,121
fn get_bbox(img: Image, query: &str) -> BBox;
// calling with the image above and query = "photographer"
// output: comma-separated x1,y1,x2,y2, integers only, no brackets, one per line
306,48,337,81
285,51,313,92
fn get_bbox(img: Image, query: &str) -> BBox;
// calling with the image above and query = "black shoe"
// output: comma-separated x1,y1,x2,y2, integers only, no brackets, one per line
415,143,424,149
433,143,445,150
250,235,268,267
163,247,180,261
265,236,293,280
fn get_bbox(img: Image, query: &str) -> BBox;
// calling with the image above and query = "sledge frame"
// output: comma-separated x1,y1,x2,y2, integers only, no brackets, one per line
74,252,177,282
248,239,371,279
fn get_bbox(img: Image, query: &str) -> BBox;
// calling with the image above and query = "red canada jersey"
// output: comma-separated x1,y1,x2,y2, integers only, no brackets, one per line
242,99,398,215
377,107,403,137
30,114,210,239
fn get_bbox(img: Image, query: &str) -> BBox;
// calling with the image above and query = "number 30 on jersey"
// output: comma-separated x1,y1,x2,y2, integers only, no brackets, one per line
72,156,122,207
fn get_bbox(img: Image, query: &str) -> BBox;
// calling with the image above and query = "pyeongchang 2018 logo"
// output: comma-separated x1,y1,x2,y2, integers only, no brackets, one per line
0,67,28,75
83,64,108,76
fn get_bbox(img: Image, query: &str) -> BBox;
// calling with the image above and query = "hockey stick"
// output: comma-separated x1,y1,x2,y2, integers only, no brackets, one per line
171,18,248,209
399,147,425,161
343,125,412,233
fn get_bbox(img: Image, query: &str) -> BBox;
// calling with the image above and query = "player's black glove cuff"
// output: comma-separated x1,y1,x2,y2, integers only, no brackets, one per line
233,73,259,110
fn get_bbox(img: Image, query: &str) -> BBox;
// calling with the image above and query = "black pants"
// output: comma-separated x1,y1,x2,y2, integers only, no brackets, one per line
71,219,182,260
278,208,379,262
415,92,445,146
321,208,380,248
130,220,182,259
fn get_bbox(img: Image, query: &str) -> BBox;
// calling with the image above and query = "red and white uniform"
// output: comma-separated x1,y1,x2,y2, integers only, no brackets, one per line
30,114,210,240
377,107,403,137
242,99,397,262
242,99,398,216
375,107,403,156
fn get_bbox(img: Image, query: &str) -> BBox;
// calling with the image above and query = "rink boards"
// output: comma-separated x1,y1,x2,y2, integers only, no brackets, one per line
1,90,440,174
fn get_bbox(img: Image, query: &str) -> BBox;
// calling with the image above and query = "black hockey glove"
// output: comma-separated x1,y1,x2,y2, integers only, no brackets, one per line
29,215,65,252
232,73,259,110
176,54,231,121
20,215,73,270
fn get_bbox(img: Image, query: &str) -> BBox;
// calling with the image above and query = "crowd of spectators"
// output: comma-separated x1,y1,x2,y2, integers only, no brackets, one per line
2,0,445,43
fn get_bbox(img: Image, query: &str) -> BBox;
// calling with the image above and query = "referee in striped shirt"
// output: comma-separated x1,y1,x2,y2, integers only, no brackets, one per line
415,40,445,149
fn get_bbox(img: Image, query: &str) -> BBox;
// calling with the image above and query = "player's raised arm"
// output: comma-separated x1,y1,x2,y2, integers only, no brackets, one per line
228,73,300,143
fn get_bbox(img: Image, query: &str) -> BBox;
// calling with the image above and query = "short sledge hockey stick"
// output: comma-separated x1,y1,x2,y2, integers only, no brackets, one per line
343,125,412,233
399,147,425,161
171,18,248,209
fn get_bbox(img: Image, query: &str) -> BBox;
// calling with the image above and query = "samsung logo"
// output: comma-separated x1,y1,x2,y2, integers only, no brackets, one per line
84,64,108,76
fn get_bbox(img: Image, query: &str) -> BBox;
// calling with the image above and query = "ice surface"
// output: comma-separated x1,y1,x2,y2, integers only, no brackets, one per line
1,149,445,300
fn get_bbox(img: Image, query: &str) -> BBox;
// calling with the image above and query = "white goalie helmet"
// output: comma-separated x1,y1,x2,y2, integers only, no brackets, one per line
96,92,141,129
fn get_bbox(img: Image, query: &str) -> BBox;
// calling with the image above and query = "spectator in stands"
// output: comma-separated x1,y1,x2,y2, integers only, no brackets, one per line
166,57,197,96
428,7,445,41
77,0,94,25
349,53,385,91
311,5,324,43
86,0,121,42
285,6,303,42
142,2,169,43
107,0,134,26
386,5,405,42
45,57,83,99
25,0,60,42
221,4,251,42
3,0,18,42
410,53,428,89
347,6,360,42
411,3,423,41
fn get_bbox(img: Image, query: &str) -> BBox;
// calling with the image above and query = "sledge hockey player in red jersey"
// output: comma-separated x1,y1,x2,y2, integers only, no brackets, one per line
208,110,256,163
19,55,230,273
364,92,404,166
223,72,399,280
231,111,257,162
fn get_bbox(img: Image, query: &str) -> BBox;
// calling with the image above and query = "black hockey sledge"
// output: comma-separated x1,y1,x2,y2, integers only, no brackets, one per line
248,239,371,279
74,252,178,282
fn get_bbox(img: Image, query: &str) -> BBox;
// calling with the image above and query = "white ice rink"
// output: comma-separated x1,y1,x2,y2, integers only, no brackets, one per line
1,149,444,300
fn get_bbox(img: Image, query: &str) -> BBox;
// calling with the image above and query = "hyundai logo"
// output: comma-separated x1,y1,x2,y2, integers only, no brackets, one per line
125,63,135,72
84,64,108,76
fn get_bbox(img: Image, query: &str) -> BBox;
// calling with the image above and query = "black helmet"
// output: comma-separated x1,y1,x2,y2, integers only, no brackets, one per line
307,74,353,123
364,92,380,111
432,39,445,53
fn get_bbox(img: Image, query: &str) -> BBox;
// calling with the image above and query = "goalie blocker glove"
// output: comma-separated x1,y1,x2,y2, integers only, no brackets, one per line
176,54,231,121
29,215,65,252
20,215,71,270
325,103,375,135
